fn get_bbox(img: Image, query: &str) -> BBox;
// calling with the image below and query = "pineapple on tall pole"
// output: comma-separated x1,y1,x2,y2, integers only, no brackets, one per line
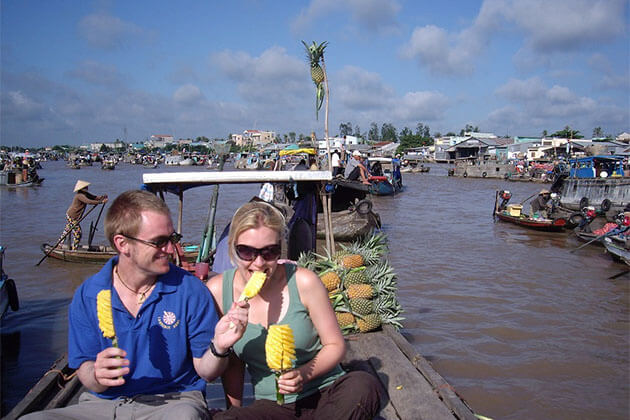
302,40,334,252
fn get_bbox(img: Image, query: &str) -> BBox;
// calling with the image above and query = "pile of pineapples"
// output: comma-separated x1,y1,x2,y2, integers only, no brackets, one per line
298,232,403,334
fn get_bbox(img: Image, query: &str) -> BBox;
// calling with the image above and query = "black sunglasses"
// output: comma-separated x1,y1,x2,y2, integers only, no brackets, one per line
235,244,281,262
122,232,182,249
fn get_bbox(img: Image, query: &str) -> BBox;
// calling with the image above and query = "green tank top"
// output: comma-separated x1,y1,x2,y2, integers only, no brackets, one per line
222,264,345,403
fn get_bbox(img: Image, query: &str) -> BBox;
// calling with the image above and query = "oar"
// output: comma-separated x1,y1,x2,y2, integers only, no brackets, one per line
570,228,622,253
36,204,101,266
608,270,629,280
88,203,107,248
519,192,538,205
492,190,499,221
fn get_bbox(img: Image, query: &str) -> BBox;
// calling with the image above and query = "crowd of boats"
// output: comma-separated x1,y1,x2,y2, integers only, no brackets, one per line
492,155,629,267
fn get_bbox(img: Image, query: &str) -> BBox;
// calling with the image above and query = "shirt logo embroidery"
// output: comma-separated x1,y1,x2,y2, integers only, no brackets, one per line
158,311,180,329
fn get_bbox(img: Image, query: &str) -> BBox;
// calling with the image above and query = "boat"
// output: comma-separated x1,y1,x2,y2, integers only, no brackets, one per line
5,325,478,420
603,239,630,266
550,155,629,213
40,243,201,265
0,246,19,319
494,190,567,232
0,170,44,187
100,159,116,170
316,206,381,241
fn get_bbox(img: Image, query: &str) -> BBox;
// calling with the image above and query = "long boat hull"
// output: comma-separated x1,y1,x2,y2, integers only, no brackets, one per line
316,209,381,241
553,177,630,211
604,240,630,266
41,243,199,264
495,212,567,231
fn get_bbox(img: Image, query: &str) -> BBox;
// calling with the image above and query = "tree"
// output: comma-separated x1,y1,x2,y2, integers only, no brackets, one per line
459,124,479,136
368,122,380,142
592,127,603,138
551,126,583,139
542,130,548,137
289,132,296,142
339,122,353,136
381,123,397,142
353,125,361,137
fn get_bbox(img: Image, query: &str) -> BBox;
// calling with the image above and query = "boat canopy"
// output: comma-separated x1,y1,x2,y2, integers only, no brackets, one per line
279,148,316,156
143,170,332,194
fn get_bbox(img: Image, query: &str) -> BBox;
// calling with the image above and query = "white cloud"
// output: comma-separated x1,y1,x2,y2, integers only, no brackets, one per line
210,47,307,103
66,60,125,87
173,84,204,105
77,13,147,50
400,0,627,75
393,91,450,121
292,0,400,34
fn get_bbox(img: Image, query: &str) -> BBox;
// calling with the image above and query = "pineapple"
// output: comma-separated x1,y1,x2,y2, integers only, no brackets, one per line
301,40,328,119
239,271,267,301
302,40,327,85
265,324,297,405
349,298,374,315
97,289,117,347
320,270,341,292
335,312,356,329
346,284,374,299
339,254,364,269
357,313,382,333
344,267,367,285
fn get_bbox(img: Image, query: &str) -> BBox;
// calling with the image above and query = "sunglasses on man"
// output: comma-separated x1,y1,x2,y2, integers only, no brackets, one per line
122,232,183,249
235,244,281,262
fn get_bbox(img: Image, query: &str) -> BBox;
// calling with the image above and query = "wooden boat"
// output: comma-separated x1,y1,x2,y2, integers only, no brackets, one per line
0,170,44,187
603,239,630,266
100,160,116,170
0,245,19,319
40,243,200,265
494,190,567,232
316,207,381,241
5,326,477,420
495,211,567,231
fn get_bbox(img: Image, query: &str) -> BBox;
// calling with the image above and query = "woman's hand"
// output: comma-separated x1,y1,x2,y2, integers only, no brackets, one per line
213,300,249,352
277,369,305,394
93,347,128,387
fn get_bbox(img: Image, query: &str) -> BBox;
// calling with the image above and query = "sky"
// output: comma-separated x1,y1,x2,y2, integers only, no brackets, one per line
1,0,629,148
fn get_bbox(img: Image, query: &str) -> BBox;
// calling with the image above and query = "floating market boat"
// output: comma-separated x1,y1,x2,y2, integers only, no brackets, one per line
494,190,567,232
5,325,478,420
0,170,44,187
40,243,201,265
0,245,19,319
603,238,630,266
550,155,629,213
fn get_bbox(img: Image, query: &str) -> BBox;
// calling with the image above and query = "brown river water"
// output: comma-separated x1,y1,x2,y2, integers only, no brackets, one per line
1,160,628,419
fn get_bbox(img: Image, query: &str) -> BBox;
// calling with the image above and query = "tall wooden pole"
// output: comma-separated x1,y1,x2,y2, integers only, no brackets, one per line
321,57,335,253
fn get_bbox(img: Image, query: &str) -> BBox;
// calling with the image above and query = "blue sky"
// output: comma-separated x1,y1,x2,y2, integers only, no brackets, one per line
1,0,628,148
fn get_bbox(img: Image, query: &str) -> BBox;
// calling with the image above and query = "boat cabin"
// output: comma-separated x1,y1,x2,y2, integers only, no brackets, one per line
568,155,625,178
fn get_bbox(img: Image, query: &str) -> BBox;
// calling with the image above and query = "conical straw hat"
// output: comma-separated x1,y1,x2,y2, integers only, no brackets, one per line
74,180,90,192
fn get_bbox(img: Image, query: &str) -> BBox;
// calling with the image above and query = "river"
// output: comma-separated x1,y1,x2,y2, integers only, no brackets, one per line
1,160,628,419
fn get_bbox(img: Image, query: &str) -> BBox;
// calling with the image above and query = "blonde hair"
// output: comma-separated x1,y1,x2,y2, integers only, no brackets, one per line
104,190,171,250
228,201,286,263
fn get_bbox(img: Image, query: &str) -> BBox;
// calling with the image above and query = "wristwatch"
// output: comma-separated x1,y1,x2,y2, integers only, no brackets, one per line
209,340,231,358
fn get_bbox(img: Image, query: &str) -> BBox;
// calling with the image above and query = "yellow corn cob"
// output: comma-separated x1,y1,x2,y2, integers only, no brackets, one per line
97,289,118,347
266,324,296,405
238,271,267,301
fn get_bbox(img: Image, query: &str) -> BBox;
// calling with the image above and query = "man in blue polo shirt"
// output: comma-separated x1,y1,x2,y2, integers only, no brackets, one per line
23,190,249,419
